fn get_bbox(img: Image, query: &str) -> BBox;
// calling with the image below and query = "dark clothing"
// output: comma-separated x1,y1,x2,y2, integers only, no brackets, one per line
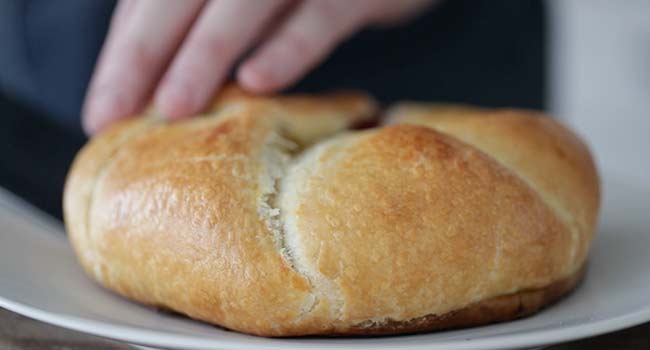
0,96,85,219
0,0,114,134
0,0,546,219
293,1,546,109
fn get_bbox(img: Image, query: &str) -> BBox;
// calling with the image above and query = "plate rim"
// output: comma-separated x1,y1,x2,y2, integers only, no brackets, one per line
2,291,650,350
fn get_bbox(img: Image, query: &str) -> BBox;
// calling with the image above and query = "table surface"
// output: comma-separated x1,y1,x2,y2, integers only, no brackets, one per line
1,307,648,350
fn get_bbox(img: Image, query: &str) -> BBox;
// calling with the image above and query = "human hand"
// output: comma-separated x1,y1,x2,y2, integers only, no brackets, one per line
82,0,436,134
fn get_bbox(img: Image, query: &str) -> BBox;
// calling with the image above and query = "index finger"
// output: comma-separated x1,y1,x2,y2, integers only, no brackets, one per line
82,0,205,135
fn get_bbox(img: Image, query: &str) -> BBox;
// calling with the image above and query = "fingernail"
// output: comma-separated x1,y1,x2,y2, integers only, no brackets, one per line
156,79,195,120
238,63,275,93
82,89,125,135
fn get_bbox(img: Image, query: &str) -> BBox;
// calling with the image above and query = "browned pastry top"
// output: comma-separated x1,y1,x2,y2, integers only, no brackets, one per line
64,86,600,336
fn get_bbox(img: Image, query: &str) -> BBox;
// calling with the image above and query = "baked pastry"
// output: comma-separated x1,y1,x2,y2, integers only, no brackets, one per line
64,86,600,337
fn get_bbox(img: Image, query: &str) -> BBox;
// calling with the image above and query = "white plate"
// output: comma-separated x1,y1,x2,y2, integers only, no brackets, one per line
0,173,649,350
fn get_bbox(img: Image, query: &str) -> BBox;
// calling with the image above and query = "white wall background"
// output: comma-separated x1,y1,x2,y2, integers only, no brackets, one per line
549,0,650,188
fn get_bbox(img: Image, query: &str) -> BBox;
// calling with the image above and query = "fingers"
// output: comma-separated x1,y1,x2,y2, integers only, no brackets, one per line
82,0,205,135
155,0,288,119
88,0,137,93
237,1,369,93
109,0,136,31
83,0,437,135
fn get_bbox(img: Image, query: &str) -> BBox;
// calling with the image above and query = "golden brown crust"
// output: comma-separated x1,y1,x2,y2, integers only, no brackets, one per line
63,116,160,279
386,104,601,272
63,89,600,337
64,90,378,336
341,263,586,336
156,261,585,337
87,111,312,335
208,84,378,145
280,125,577,333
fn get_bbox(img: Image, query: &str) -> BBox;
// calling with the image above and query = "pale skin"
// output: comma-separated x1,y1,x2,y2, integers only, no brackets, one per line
82,0,437,135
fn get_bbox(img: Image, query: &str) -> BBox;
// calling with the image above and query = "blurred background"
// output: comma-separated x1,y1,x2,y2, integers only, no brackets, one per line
0,0,648,221
549,0,650,189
